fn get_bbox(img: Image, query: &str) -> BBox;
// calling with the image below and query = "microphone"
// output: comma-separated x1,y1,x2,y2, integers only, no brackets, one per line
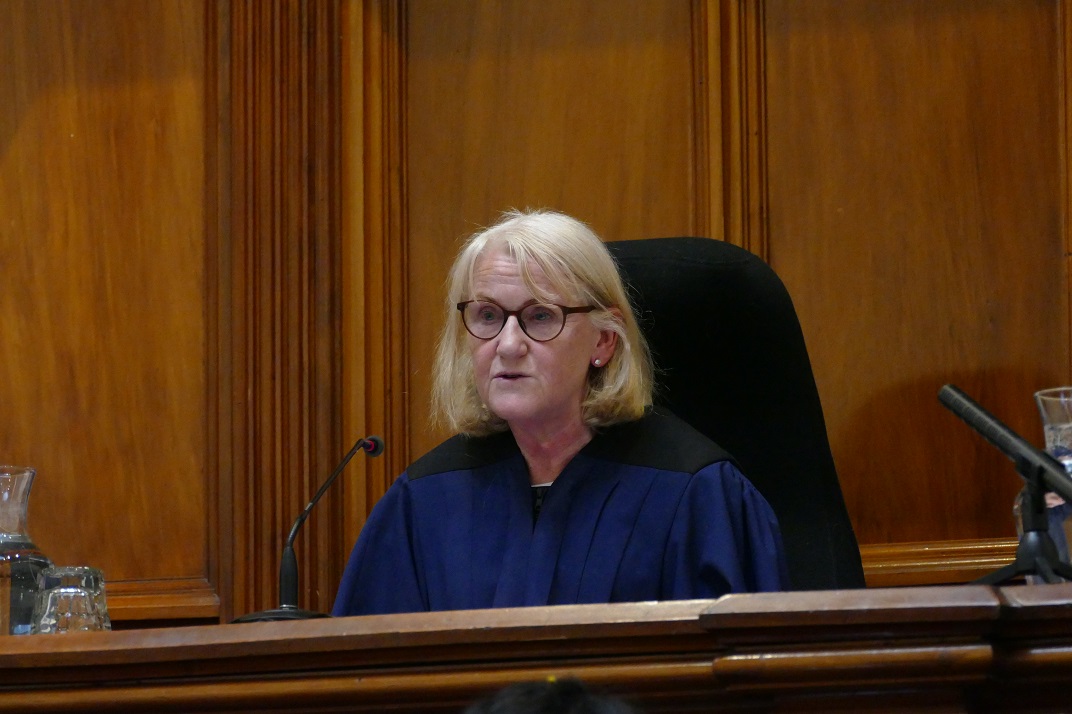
233,435,384,623
937,384,1072,502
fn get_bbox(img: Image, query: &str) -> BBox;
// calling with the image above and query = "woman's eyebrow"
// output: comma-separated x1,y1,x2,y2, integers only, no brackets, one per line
471,296,544,308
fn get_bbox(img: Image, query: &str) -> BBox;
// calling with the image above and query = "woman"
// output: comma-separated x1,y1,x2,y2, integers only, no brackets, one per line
333,210,787,616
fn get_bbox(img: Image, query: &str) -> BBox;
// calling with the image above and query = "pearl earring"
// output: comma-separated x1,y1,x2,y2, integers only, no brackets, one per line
593,359,602,367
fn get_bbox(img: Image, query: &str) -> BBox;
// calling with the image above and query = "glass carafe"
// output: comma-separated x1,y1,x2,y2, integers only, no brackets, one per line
0,466,52,634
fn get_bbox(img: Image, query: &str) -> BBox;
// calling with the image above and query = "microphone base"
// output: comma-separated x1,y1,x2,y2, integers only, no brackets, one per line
232,605,332,623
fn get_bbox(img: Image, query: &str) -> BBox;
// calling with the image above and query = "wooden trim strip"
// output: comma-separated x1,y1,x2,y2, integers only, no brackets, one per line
1062,0,1072,370
106,577,221,621
224,0,346,620
357,0,410,510
712,644,993,688
0,662,717,714
690,0,719,239
715,0,768,257
860,539,1018,587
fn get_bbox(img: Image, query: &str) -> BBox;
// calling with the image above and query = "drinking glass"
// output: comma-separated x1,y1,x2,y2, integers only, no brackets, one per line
1021,388,1072,562
32,566,111,633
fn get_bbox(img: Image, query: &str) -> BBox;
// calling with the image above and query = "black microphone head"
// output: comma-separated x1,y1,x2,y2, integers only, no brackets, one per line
938,383,969,409
362,435,385,457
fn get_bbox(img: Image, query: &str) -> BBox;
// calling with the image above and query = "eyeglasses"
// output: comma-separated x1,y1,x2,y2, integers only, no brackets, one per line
457,300,597,342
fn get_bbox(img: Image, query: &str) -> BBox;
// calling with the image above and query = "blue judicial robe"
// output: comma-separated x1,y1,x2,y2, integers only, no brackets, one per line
332,409,788,616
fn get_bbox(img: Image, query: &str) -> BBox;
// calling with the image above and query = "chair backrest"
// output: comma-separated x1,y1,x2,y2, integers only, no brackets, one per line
607,237,865,590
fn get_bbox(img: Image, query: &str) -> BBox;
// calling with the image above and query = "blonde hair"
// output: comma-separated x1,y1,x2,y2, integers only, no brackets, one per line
432,209,653,436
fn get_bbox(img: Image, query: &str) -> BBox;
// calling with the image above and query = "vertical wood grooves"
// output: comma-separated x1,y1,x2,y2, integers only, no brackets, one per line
1063,0,1072,375
387,0,409,489
361,0,409,511
207,0,232,622
744,0,769,260
719,0,768,258
212,0,1070,615
308,0,344,614
228,0,252,618
227,0,344,618
691,0,722,241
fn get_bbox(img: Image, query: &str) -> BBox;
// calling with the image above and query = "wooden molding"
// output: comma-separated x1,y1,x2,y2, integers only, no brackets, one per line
690,0,769,254
712,0,769,258
861,539,1018,588
106,578,221,623
1063,0,1072,369
358,0,411,512
224,0,346,620
338,0,412,599
204,0,231,627
691,0,720,240
13,587,1072,711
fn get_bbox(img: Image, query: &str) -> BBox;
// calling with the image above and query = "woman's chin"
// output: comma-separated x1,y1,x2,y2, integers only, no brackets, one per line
485,399,531,426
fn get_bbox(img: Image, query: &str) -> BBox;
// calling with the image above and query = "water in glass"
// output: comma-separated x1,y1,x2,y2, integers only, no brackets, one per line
0,466,52,635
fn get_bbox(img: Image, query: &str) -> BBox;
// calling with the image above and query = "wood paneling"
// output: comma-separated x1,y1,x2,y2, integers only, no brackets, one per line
0,0,352,625
402,0,703,463
6,0,1072,630
716,0,770,255
764,1,1065,559
0,0,217,620
346,0,411,514
366,0,1072,587
226,0,347,619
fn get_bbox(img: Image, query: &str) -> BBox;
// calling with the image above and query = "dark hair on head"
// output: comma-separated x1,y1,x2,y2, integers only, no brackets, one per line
462,677,641,714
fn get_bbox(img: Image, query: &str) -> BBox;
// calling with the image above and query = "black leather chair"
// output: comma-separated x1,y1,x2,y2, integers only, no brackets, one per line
607,237,865,590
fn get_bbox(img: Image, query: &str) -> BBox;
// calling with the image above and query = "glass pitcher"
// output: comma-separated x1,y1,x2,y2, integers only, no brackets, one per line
0,466,52,634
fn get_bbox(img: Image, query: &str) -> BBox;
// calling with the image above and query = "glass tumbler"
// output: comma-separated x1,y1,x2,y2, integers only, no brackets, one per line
1014,388,1072,570
32,566,111,633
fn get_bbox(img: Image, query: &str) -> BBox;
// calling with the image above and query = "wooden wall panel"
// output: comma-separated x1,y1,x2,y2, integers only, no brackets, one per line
346,0,411,517
5,0,1068,629
764,0,1066,577
0,1,217,620
352,0,1072,588
226,0,348,619
0,0,352,625
402,0,702,463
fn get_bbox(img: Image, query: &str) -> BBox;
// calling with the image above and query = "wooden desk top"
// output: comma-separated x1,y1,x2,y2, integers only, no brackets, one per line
3,584,1072,713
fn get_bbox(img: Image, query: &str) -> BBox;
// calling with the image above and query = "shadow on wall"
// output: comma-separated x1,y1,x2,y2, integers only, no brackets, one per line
0,0,194,158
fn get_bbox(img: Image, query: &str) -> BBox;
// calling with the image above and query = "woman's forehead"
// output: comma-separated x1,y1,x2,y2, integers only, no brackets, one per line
471,245,568,300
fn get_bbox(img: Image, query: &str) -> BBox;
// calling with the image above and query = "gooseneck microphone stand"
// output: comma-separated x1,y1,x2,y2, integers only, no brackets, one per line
938,385,1072,585
233,435,384,623
983,458,1072,585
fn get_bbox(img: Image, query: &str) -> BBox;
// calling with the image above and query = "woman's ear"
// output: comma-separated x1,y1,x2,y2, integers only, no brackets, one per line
591,308,621,366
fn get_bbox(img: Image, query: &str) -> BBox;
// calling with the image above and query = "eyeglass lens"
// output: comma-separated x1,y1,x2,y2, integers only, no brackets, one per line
461,302,566,341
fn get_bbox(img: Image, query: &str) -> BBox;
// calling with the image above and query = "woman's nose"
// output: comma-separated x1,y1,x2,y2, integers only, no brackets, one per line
495,315,528,354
